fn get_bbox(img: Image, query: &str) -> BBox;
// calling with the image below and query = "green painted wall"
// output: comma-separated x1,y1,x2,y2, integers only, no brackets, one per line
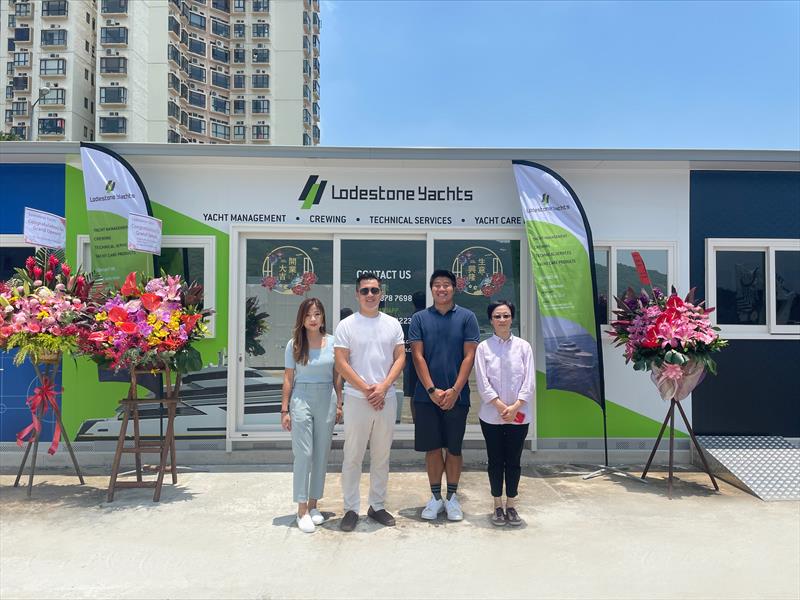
536,371,686,438
62,165,229,439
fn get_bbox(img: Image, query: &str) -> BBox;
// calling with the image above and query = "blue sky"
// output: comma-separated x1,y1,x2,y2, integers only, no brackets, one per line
319,1,800,150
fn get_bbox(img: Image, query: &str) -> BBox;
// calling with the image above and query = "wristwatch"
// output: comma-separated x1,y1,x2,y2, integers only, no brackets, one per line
426,386,436,395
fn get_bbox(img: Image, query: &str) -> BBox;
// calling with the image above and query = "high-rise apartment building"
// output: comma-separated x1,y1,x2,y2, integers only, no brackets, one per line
1,0,320,144
1,0,96,141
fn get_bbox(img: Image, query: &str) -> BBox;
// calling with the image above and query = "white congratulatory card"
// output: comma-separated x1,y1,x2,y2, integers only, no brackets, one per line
23,207,66,249
128,212,163,255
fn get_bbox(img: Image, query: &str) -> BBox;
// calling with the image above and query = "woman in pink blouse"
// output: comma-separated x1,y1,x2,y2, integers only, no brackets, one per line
475,300,535,527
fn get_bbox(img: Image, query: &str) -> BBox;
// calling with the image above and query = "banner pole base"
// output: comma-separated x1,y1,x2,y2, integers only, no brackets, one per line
583,465,648,482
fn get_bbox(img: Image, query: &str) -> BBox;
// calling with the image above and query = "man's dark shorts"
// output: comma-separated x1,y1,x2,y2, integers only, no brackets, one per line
414,402,469,455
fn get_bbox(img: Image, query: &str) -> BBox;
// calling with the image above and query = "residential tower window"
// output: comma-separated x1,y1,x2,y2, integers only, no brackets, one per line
251,74,268,88
40,58,66,75
188,117,206,134
252,124,269,140
251,99,269,114
101,0,129,15
42,1,68,17
188,12,206,31
99,116,127,134
252,23,268,38
101,27,128,45
188,64,206,82
211,71,230,89
211,20,230,37
211,122,229,140
188,38,206,56
100,57,127,73
211,96,229,114
188,89,206,108
252,48,269,63
40,88,66,105
41,29,67,46
38,118,65,135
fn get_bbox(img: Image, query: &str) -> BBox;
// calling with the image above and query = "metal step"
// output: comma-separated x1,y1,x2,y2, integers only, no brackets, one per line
695,436,800,501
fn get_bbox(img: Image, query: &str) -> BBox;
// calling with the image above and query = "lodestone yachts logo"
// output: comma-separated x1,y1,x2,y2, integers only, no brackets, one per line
526,191,570,214
88,180,137,203
298,175,328,209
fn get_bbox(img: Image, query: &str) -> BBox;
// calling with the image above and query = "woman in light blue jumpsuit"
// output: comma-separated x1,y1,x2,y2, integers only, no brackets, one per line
281,298,343,533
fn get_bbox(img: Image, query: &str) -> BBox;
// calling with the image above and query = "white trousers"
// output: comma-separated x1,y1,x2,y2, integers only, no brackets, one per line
341,391,396,513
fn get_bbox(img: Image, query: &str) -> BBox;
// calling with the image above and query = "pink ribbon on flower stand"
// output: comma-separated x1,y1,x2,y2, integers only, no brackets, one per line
16,378,63,455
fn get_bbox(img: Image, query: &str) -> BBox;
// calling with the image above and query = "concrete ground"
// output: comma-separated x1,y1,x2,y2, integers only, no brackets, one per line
1,465,799,600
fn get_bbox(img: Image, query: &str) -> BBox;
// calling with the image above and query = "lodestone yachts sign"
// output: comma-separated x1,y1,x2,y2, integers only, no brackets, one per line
193,169,523,230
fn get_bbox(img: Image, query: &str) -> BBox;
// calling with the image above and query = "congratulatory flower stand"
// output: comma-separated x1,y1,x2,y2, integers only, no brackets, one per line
79,272,210,502
608,283,728,499
0,250,94,497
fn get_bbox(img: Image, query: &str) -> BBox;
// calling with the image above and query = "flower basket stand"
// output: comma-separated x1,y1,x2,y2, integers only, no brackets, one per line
640,397,720,499
107,366,181,502
13,354,85,497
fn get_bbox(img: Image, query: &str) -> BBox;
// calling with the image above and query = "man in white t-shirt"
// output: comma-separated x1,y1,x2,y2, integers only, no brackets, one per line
334,272,405,531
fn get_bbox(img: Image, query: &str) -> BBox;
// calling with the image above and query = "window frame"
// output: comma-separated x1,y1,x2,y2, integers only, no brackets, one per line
78,234,217,337
706,238,800,339
593,240,677,335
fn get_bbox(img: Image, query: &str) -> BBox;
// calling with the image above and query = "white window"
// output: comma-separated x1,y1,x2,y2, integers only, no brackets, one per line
707,238,800,338
593,242,676,327
78,234,217,337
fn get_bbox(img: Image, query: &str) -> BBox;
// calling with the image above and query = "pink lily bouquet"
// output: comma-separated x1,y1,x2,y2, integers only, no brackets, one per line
0,250,95,365
607,286,728,401
78,272,210,374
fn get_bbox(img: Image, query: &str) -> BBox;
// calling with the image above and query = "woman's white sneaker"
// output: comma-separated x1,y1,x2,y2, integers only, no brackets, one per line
297,513,316,533
421,496,445,520
309,508,325,525
445,494,464,521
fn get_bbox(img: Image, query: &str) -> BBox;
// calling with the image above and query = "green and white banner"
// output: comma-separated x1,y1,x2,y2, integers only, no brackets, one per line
512,161,605,408
79,143,154,285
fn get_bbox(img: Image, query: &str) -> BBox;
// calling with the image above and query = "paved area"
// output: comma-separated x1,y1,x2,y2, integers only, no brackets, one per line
1,465,799,600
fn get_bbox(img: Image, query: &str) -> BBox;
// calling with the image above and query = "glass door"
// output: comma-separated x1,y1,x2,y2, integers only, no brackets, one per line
229,231,528,440
238,237,333,431
339,237,427,425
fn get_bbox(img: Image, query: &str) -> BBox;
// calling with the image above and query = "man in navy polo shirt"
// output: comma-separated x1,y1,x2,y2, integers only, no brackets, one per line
409,269,480,521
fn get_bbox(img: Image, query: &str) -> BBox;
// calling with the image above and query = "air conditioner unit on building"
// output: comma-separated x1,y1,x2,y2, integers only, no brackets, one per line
115,51,120,56
106,49,112,55
106,19,112,25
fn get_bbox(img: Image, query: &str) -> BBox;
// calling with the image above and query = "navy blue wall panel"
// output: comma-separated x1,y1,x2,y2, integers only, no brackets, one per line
0,163,65,442
690,171,800,436
0,163,65,233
